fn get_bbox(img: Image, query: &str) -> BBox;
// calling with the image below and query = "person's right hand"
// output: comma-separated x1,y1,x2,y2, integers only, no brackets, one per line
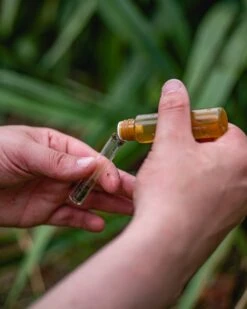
32,80,247,309
134,79,247,276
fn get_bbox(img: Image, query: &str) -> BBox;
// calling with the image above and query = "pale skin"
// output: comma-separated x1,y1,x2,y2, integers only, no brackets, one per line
0,126,134,231
0,79,247,308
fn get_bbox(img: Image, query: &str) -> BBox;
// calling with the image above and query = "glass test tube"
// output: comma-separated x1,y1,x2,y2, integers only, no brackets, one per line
69,133,125,206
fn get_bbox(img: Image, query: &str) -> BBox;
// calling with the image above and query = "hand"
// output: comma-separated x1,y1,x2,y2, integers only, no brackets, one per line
0,126,134,231
134,79,247,275
31,80,247,309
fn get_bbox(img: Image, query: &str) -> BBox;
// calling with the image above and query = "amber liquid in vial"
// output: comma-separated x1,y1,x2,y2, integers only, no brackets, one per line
117,108,228,143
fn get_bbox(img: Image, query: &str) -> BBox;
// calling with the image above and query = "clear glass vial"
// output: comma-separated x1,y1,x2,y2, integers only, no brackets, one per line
69,133,124,206
117,107,228,143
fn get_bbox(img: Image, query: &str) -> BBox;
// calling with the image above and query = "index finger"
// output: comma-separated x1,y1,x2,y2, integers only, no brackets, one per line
33,128,123,194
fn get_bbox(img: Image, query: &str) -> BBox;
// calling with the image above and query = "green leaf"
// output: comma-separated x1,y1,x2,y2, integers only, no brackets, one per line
195,18,247,109
0,69,101,110
184,2,237,97
0,70,113,134
177,229,237,309
235,228,247,257
34,0,60,31
104,56,150,112
40,0,97,69
156,0,191,59
85,55,153,146
5,227,55,307
0,0,21,37
0,87,95,128
98,0,178,77
114,142,150,171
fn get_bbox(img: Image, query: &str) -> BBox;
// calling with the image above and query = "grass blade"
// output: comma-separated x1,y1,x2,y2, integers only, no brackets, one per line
177,229,237,309
0,87,97,128
34,0,60,31
5,227,55,307
234,227,247,257
195,18,247,109
156,0,191,59
40,0,97,69
184,2,237,97
0,0,21,37
0,69,102,110
85,55,153,146
99,0,178,77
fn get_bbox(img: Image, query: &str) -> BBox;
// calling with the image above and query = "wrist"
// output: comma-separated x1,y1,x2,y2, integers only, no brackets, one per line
127,215,194,275
117,215,194,305
130,207,227,282
129,213,192,259
130,207,210,272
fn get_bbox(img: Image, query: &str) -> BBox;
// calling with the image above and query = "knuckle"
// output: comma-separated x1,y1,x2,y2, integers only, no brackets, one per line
54,208,87,229
57,208,73,225
231,126,246,141
47,129,59,148
47,129,65,151
159,92,189,113
225,125,247,147
154,130,183,144
49,151,67,177
54,208,88,229
40,128,68,152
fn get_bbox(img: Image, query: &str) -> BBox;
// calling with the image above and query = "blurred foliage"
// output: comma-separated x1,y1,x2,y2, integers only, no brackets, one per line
0,0,247,308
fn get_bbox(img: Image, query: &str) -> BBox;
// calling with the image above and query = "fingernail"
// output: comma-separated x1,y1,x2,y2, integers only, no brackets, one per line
162,79,182,95
77,157,95,168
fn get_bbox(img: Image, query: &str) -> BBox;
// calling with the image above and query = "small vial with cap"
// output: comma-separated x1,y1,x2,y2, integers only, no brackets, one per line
117,107,228,143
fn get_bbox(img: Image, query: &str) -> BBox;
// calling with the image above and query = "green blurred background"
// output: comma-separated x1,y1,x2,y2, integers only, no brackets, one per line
0,0,247,308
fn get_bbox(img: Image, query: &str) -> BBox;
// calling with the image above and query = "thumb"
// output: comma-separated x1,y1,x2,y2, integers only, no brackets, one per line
155,79,193,144
25,143,96,181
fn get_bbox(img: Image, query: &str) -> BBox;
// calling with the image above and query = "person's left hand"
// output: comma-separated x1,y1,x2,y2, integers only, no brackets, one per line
0,126,134,231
